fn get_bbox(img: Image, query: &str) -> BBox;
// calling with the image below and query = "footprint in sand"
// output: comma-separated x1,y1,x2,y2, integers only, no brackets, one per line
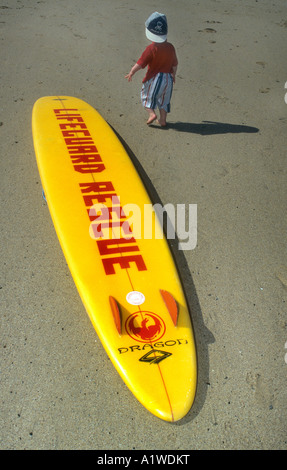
198,27,217,33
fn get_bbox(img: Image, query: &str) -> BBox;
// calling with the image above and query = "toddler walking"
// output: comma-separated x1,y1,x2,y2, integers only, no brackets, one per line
125,12,178,127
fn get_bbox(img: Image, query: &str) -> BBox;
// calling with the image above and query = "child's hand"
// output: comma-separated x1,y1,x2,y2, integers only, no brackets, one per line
125,72,133,82
125,63,142,82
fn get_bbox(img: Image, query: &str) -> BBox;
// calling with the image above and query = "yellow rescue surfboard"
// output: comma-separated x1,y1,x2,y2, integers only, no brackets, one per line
32,96,197,422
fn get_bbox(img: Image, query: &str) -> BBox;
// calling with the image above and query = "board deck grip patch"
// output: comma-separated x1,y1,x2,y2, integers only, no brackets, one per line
160,290,178,326
109,296,122,335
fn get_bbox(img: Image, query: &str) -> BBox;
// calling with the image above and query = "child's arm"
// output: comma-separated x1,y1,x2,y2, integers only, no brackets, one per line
171,65,177,83
125,63,142,82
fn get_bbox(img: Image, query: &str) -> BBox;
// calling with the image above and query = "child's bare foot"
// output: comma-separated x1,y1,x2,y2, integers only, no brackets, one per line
158,109,167,127
146,112,157,125
145,107,157,125
157,119,167,127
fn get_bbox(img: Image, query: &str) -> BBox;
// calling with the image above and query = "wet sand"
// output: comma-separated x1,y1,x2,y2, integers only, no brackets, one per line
1,0,286,450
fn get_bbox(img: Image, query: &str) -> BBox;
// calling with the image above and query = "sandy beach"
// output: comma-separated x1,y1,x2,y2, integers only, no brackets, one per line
1,0,286,450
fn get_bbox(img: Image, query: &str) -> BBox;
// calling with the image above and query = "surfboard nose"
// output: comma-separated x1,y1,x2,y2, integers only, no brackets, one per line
132,369,196,423
149,397,194,422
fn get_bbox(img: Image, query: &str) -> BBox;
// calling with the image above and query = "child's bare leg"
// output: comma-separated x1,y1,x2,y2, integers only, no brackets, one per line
158,108,167,127
145,107,157,125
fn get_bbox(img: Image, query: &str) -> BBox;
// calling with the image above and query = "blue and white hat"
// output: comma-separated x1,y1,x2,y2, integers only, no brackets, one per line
145,12,168,43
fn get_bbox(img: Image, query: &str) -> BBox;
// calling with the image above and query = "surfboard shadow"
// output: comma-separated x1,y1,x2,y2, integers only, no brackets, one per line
151,120,259,135
110,124,215,424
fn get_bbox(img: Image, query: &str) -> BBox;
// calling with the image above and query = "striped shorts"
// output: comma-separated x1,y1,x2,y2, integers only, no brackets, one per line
141,72,173,113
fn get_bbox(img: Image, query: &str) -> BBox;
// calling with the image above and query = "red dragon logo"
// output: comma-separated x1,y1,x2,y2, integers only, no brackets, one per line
125,311,165,343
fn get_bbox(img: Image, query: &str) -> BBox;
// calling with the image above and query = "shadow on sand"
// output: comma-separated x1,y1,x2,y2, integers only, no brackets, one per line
150,120,259,135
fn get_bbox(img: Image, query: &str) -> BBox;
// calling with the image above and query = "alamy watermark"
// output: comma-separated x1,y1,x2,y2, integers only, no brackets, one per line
88,196,197,251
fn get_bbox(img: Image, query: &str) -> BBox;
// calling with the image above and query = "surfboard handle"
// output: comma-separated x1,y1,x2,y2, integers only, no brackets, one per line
109,296,122,335
160,290,178,326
